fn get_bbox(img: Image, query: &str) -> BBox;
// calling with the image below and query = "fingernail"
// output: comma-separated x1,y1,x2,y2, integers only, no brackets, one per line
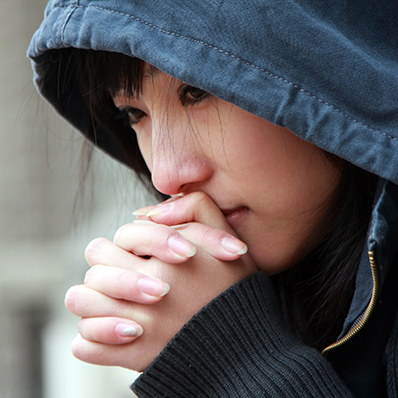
168,235,196,258
221,236,248,255
132,209,148,216
146,201,175,217
138,276,170,297
161,194,183,204
115,324,143,337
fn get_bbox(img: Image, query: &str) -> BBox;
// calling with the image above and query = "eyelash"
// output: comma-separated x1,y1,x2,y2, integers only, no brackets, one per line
117,107,146,127
116,85,209,127
178,85,210,107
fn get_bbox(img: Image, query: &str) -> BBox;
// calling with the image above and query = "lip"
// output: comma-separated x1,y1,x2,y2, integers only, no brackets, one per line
221,206,249,227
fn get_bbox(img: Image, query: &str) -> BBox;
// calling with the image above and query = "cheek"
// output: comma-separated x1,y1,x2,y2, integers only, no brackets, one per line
249,126,337,207
280,138,338,206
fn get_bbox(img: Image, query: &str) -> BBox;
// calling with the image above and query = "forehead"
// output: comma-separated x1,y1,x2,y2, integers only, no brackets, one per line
144,64,161,79
113,63,180,103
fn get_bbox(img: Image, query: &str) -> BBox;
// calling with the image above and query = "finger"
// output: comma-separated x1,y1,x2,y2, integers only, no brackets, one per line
172,222,248,259
85,237,137,267
148,192,249,258
114,220,247,261
84,265,170,303
132,195,182,219
78,317,143,345
65,285,139,318
113,221,197,260
65,284,168,324
72,333,161,371
138,192,232,231
71,333,136,369
85,235,193,269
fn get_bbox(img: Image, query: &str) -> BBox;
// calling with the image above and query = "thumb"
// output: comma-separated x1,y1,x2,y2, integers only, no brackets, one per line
135,192,234,233
134,192,254,264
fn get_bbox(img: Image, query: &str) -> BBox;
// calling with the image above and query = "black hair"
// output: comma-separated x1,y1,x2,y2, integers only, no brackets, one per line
47,48,159,197
271,160,378,350
53,48,378,351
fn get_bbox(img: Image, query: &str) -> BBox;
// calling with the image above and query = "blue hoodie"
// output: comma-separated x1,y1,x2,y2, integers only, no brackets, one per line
28,1,398,396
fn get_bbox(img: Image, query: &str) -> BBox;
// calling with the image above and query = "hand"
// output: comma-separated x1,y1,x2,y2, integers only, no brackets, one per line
66,192,257,371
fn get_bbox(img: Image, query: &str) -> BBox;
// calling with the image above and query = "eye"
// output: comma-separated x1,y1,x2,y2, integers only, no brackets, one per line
117,107,147,127
178,85,209,106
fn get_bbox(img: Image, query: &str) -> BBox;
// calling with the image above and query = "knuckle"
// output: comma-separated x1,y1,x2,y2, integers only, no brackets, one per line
199,225,216,242
84,266,95,284
79,318,101,342
64,286,79,312
113,269,128,294
85,237,108,263
113,223,130,243
188,191,208,205
77,319,84,336
77,318,92,340
184,191,218,219
71,335,84,359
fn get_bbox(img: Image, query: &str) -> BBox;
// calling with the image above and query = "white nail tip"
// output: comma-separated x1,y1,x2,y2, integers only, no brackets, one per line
185,246,197,258
146,201,175,217
237,245,248,255
132,209,147,216
160,283,171,297
122,327,138,336
122,326,143,337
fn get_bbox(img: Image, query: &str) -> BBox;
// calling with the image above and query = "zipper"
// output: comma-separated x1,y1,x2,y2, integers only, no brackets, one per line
321,250,379,355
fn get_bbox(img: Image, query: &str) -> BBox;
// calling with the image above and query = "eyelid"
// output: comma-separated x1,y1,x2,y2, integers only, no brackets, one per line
178,84,210,106
117,106,147,126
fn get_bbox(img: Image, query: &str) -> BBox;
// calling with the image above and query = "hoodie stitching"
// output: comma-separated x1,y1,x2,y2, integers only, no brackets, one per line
52,4,397,143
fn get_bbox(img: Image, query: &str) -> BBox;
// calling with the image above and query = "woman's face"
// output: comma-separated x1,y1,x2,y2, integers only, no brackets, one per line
113,66,340,274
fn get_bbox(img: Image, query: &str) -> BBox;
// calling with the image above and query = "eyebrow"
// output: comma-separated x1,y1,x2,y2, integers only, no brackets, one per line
143,64,161,80
113,65,163,104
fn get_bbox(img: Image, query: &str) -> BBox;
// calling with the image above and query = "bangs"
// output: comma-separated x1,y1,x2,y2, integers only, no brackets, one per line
72,49,145,101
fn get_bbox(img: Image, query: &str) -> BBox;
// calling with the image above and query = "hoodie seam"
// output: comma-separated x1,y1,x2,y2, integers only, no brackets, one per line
51,4,397,143
61,5,79,42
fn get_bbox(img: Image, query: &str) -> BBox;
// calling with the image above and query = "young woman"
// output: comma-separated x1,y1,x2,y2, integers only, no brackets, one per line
28,0,398,396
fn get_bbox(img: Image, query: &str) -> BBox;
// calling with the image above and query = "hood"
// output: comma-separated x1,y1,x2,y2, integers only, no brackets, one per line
28,0,398,184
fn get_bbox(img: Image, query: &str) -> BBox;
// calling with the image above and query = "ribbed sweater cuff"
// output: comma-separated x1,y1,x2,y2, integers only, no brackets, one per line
131,272,353,397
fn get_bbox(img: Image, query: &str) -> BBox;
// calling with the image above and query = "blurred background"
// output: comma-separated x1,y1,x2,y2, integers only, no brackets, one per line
0,1,152,397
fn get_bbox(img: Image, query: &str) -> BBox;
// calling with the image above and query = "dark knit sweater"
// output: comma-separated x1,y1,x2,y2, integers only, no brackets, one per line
132,273,355,397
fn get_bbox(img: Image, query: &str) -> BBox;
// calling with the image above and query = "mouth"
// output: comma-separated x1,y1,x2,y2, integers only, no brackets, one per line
221,206,249,227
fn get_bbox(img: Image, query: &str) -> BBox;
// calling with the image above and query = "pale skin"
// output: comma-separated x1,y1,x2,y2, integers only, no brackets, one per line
65,65,341,371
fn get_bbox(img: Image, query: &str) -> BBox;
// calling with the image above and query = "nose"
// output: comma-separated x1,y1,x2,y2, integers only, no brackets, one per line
150,130,212,196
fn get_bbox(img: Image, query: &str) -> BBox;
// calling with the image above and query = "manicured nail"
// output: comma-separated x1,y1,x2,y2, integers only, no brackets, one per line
133,219,154,224
132,209,148,216
162,194,183,204
146,201,175,217
168,235,196,257
115,323,143,337
138,275,170,297
221,236,248,255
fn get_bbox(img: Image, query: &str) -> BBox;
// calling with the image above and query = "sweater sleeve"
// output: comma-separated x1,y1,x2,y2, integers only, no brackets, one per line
131,272,354,397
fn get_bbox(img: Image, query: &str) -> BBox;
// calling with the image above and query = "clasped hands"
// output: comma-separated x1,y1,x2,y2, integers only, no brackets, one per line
65,192,257,371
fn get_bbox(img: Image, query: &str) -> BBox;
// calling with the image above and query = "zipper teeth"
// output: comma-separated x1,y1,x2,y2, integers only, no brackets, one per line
321,250,379,355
